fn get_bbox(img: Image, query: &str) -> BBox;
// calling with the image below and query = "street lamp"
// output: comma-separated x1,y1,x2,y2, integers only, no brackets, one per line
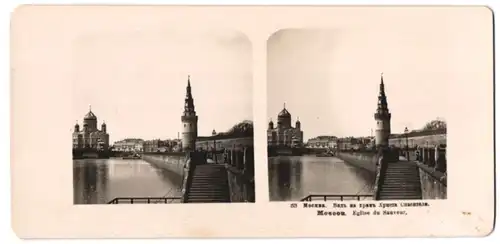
404,127,409,160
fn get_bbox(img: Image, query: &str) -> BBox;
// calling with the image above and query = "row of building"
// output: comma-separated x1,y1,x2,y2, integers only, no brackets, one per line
306,129,446,151
112,138,183,153
71,108,184,153
305,136,373,150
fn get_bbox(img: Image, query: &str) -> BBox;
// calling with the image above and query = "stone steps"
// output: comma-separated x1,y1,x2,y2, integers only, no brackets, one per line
186,164,230,203
188,194,228,198
190,186,227,189
190,178,226,182
185,199,231,203
383,179,420,182
380,186,421,190
377,161,422,200
381,179,420,184
379,189,421,194
377,195,422,200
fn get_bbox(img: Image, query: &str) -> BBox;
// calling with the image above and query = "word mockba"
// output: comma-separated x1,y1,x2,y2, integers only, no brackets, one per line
295,202,430,217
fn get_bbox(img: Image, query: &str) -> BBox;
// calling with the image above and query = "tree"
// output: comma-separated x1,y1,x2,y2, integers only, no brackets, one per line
422,118,446,131
221,120,254,137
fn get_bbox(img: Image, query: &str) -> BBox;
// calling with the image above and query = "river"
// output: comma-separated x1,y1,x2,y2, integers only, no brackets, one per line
73,157,184,204
268,155,375,201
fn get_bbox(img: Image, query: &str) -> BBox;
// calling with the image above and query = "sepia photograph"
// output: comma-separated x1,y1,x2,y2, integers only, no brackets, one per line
267,29,447,202
11,5,493,239
71,29,255,204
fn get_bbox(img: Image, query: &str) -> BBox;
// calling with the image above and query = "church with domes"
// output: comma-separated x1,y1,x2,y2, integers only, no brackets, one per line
72,106,110,150
267,104,303,147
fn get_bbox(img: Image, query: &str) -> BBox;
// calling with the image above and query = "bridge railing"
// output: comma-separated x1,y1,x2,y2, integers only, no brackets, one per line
206,149,225,164
301,194,374,201
413,146,446,174
219,146,255,202
107,197,182,204
225,146,255,202
389,146,446,173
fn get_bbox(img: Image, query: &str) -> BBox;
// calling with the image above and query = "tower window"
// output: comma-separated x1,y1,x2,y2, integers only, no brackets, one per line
184,124,186,128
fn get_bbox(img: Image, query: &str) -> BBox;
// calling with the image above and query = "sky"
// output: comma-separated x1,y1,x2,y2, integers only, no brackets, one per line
72,29,252,143
267,28,450,140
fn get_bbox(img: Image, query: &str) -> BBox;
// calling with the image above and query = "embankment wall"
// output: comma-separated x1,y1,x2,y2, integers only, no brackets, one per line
336,151,379,173
141,153,186,188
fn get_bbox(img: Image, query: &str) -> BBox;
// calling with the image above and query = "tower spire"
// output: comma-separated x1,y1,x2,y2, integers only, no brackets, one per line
89,104,91,111
181,75,198,152
283,102,286,109
377,72,388,110
184,75,195,114
379,73,385,95
374,73,391,148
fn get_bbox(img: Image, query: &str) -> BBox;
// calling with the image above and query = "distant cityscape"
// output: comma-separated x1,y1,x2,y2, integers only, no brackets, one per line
74,75,256,204
73,76,254,155
305,118,446,151
112,138,182,153
110,120,254,153
268,73,448,202
75,104,446,154
72,109,185,153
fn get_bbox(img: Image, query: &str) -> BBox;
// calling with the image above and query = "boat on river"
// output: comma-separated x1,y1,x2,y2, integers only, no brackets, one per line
316,153,335,157
315,151,336,157
122,153,142,160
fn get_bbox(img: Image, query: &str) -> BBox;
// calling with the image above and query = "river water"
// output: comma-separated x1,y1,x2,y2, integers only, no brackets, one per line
268,155,375,201
73,157,183,204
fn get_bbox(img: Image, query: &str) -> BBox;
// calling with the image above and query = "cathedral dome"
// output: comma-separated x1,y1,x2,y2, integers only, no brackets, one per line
84,110,97,120
278,108,291,118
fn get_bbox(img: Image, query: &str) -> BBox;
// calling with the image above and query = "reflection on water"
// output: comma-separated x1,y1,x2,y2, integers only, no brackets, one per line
73,157,184,204
268,156,375,201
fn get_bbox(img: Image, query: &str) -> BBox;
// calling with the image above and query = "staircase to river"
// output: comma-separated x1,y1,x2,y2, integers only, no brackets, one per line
185,164,230,203
377,161,422,200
